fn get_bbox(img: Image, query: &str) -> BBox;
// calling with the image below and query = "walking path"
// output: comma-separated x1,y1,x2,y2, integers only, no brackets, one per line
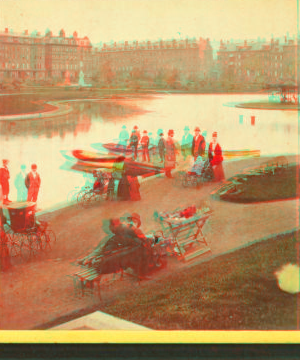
0,155,298,330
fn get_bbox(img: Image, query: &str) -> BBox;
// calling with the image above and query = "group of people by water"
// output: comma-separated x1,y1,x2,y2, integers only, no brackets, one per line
118,124,225,181
0,160,41,205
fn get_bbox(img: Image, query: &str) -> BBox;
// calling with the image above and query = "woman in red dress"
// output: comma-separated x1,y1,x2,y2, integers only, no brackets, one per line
208,132,225,182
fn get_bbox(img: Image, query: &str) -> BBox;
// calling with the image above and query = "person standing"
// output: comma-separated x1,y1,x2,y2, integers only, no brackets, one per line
158,131,166,163
208,132,225,182
133,125,141,142
181,126,193,160
191,127,206,159
14,164,28,202
118,125,129,148
164,129,176,178
141,130,150,162
0,159,11,205
25,164,41,202
128,175,141,201
129,129,139,161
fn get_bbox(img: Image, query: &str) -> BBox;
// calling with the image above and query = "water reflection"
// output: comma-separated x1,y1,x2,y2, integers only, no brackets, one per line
0,93,297,210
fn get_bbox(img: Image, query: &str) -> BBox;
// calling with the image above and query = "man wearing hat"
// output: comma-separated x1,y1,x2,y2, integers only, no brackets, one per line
25,164,41,202
191,127,206,159
181,126,193,160
14,164,28,202
164,129,176,178
118,125,129,148
129,129,139,161
133,125,141,142
158,131,166,163
0,160,11,204
141,130,150,162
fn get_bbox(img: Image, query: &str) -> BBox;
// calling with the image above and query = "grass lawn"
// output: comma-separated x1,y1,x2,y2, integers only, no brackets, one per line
99,232,299,330
216,165,298,203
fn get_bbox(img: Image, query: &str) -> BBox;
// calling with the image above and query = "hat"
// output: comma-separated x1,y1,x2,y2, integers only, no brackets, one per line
184,126,190,131
2,159,9,165
212,132,218,137
168,129,174,136
194,127,200,132
21,164,26,170
130,213,141,228
149,132,152,135
157,129,163,135
31,164,37,170
133,125,138,130
143,130,147,133
122,125,127,129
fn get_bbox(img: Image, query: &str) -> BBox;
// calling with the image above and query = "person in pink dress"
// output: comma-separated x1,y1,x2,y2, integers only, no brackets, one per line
208,132,225,182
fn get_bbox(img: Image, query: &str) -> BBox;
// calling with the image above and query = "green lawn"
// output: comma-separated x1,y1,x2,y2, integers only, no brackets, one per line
216,165,298,203
99,232,298,330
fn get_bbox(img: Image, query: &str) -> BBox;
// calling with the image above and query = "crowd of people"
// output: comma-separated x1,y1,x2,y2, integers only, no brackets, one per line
118,124,225,182
0,160,41,205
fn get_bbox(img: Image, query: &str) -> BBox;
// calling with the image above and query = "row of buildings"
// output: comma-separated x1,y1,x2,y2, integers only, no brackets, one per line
0,27,297,86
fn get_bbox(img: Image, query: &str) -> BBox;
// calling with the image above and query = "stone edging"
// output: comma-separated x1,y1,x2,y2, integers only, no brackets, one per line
0,100,73,121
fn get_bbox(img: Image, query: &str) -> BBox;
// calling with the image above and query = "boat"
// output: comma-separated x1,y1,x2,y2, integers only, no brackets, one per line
91,142,156,155
222,150,261,159
60,150,125,170
72,150,125,163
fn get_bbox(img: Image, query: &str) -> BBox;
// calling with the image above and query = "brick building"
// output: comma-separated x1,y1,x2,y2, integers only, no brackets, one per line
217,36,297,85
0,28,93,82
93,37,214,84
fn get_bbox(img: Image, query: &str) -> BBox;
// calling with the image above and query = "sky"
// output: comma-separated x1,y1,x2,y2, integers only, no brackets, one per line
0,0,297,44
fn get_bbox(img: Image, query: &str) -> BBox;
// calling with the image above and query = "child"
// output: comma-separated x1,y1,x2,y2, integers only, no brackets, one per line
189,154,205,176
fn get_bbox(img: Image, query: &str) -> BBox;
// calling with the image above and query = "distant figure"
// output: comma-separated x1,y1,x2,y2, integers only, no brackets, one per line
192,127,206,158
202,130,209,154
164,129,176,178
158,131,166,163
14,164,28,202
129,129,139,161
133,125,141,142
181,126,193,160
155,128,163,146
25,164,41,202
118,125,129,147
208,132,225,182
0,159,11,204
141,130,150,162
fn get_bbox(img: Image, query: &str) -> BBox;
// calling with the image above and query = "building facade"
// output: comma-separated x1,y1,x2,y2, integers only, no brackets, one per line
93,37,214,85
0,28,93,82
217,36,298,85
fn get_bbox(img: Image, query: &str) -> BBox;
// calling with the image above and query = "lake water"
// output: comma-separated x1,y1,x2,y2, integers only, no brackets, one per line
0,93,298,209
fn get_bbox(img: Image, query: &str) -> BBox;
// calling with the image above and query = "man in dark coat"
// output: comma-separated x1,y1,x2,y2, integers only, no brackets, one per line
191,127,206,158
158,132,166,163
0,159,11,204
129,129,139,161
25,164,41,202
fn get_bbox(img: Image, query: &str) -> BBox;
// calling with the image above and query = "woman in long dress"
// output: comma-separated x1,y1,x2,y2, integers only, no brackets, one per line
164,129,176,178
208,132,225,182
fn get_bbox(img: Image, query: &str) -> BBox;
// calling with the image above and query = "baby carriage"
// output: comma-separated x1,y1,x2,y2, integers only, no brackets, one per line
182,159,214,187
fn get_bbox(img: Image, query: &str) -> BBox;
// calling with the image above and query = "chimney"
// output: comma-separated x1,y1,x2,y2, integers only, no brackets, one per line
25,29,28,35
285,36,287,43
244,40,247,46
5,28,8,33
